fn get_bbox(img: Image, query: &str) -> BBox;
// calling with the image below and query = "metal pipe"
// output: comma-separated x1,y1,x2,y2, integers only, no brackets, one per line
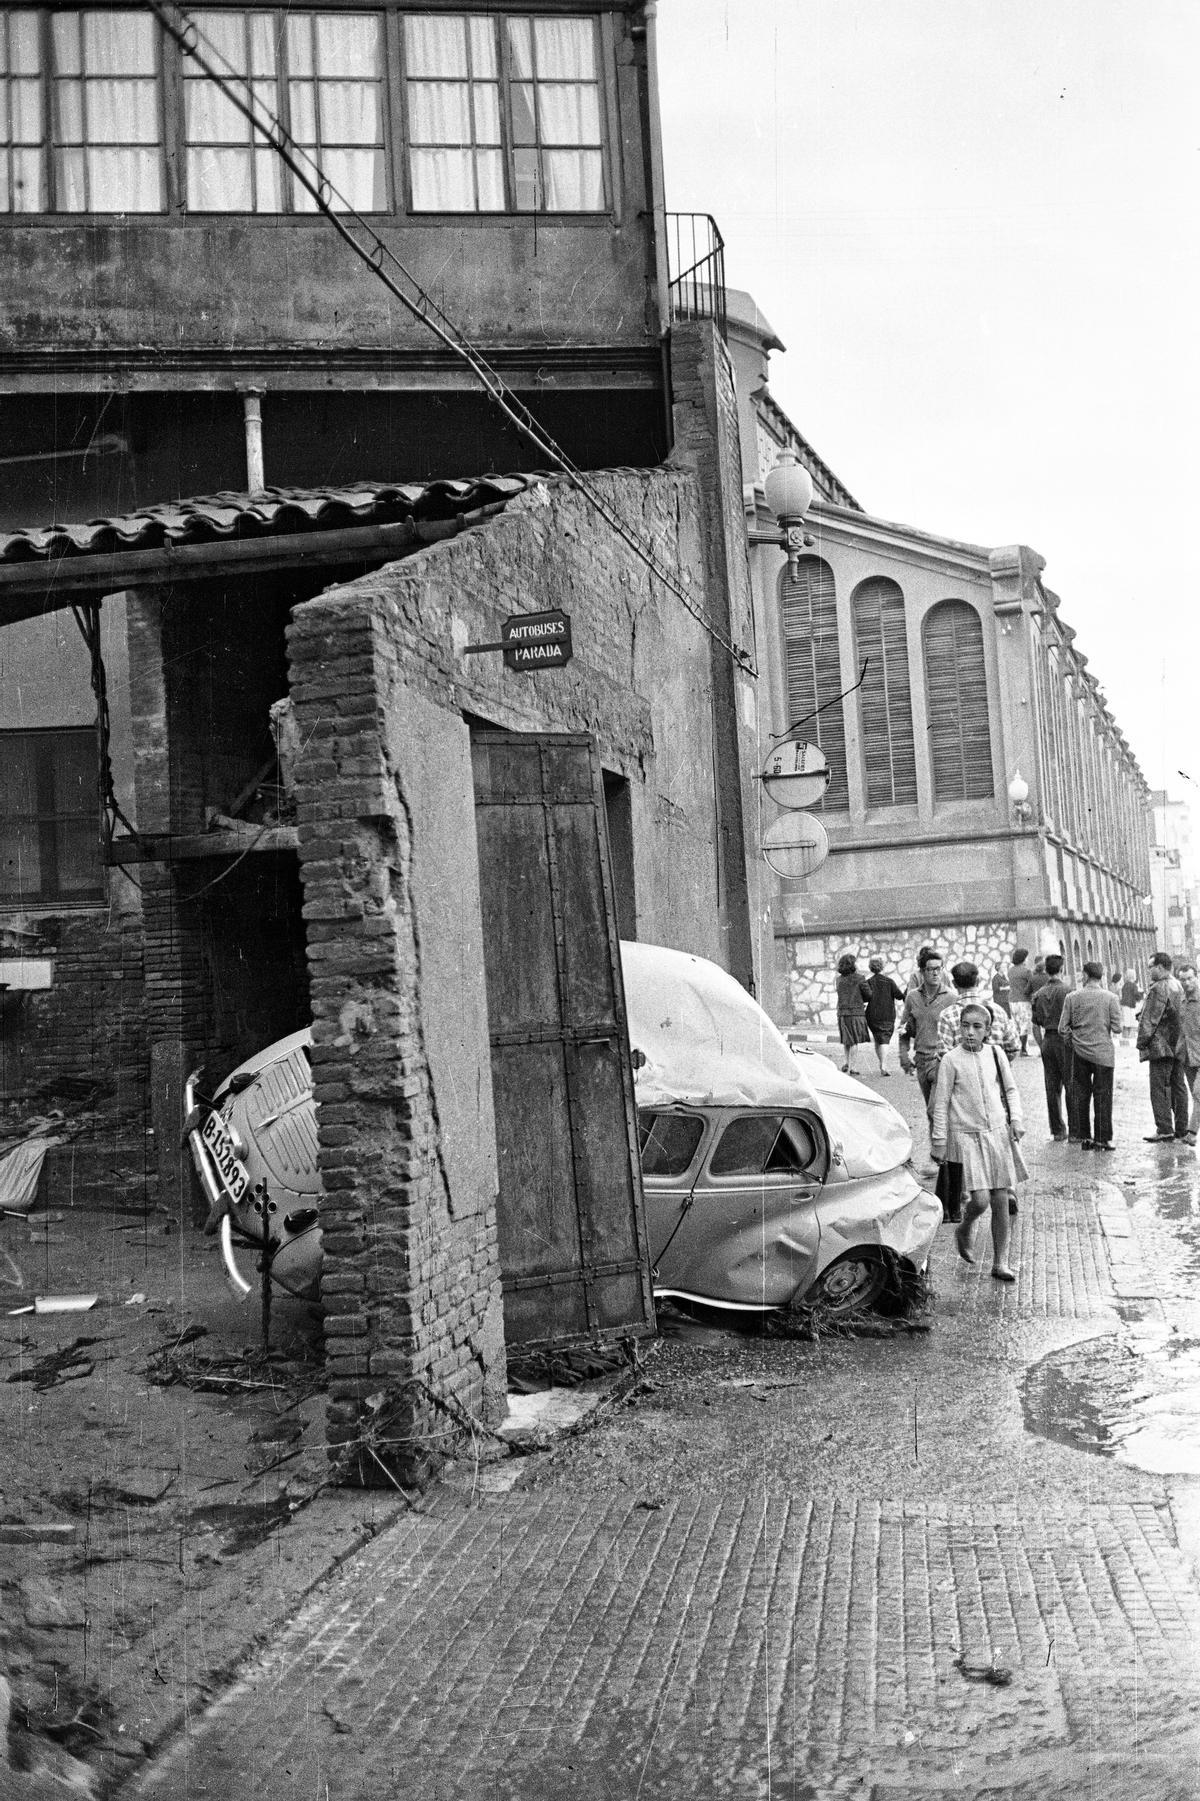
241,388,265,494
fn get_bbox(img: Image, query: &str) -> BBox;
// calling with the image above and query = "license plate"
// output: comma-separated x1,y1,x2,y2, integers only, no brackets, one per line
199,1110,250,1206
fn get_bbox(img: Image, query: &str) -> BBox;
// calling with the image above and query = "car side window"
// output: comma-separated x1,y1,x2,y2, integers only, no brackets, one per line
709,1114,818,1179
638,1110,704,1178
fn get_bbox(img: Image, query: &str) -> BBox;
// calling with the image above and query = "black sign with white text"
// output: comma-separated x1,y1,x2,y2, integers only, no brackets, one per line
502,609,573,671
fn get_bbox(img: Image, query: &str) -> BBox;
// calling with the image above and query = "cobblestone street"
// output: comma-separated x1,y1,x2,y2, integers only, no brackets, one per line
125,1045,1200,1800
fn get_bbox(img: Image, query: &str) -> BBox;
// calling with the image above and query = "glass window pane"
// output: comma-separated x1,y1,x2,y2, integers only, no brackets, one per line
50,14,81,77
87,79,159,145
290,81,316,141
12,76,41,143
55,821,102,895
710,1115,787,1178
317,79,380,146
532,17,595,79
284,13,312,77
313,14,379,79
474,147,503,209
537,83,599,146
408,81,470,144
82,12,156,77
254,145,280,209
321,146,384,210
506,17,533,78
249,14,278,77
87,145,162,211
409,145,472,211
53,731,98,803
186,81,250,144
11,145,41,207
0,820,41,898
54,80,83,144
638,1112,704,1179
10,11,41,75
0,164,8,211
510,82,536,146
0,739,37,813
53,145,86,207
187,145,252,210
512,145,538,209
404,16,466,78
189,10,245,68
542,148,602,209
472,82,500,145
468,16,496,77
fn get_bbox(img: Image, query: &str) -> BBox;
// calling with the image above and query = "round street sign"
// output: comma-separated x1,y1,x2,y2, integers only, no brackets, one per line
762,812,830,879
760,740,831,810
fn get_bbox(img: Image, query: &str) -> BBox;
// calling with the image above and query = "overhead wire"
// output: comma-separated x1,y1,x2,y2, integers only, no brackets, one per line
145,1,754,671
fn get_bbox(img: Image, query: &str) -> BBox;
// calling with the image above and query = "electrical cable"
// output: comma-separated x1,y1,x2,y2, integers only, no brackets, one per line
145,1,754,671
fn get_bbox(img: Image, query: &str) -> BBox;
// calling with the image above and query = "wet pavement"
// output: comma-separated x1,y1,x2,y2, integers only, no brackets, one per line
119,1040,1200,1800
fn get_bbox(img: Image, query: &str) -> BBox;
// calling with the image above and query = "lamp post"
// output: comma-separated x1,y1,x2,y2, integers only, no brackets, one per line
762,450,816,581
1008,770,1033,826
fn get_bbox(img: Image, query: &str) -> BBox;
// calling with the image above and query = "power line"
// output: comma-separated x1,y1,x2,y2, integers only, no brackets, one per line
146,2,753,671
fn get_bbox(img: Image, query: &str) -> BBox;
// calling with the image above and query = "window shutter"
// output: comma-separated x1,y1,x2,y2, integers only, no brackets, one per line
923,601,993,802
780,557,846,811
853,578,917,806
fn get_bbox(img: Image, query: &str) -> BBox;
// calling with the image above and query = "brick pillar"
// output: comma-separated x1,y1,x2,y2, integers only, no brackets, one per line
287,588,507,1488
124,588,206,1221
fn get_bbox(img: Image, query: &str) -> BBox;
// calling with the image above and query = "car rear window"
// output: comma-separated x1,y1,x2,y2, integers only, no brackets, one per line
638,1111,704,1177
709,1114,818,1178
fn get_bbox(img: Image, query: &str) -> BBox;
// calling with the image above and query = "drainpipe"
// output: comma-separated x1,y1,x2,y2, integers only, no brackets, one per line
240,389,266,494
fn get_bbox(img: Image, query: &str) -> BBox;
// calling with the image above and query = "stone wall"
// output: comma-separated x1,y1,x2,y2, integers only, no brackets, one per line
784,921,1018,1029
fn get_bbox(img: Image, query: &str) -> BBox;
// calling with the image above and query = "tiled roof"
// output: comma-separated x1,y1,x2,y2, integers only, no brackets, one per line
0,475,541,567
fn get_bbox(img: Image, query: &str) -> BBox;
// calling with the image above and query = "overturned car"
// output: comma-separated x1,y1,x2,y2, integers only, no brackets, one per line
186,942,938,1317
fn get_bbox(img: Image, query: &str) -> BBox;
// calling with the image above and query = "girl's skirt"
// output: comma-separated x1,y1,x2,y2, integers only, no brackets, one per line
952,1128,1018,1193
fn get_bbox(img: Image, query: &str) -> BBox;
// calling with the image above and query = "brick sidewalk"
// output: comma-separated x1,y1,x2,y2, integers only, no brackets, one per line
127,1489,1200,1800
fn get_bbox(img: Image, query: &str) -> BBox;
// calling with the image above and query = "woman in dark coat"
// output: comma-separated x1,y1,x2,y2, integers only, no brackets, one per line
865,955,906,1075
835,952,872,1074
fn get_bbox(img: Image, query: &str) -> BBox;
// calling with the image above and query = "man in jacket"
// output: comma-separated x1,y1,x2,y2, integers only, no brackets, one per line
1178,964,1200,1147
1059,961,1123,1150
1031,954,1075,1140
1138,952,1189,1142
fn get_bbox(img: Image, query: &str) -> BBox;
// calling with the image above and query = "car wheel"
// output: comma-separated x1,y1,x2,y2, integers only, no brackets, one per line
802,1251,889,1317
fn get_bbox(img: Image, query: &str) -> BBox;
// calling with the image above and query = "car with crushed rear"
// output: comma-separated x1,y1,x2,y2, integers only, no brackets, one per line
186,943,939,1318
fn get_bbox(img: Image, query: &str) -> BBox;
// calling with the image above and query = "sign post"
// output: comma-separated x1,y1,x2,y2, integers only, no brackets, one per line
463,610,573,671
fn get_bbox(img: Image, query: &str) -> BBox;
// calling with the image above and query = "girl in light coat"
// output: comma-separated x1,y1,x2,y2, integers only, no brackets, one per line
931,1002,1025,1281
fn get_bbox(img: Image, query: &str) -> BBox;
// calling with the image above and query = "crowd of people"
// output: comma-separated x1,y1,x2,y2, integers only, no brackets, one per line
829,943,1200,1283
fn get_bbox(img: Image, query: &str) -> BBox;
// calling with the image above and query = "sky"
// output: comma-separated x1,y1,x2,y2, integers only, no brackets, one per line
656,0,1200,804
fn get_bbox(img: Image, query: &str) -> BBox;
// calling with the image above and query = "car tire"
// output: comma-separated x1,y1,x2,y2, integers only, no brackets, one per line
801,1250,890,1318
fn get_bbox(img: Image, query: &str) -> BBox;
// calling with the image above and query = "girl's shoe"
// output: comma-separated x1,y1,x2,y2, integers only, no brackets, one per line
1008,1194,1019,1217
1185,1133,1198,1147
991,1267,1016,1283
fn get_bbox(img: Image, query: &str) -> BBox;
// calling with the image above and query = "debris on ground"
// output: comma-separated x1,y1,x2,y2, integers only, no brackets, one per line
954,1655,1014,1687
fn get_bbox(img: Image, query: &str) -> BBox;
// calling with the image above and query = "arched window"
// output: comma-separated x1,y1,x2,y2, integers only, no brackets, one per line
923,600,993,802
781,556,846,810
852,577,917,806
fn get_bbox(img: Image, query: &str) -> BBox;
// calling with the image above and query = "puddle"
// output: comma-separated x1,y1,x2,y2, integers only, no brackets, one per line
1024,1326,1200,1475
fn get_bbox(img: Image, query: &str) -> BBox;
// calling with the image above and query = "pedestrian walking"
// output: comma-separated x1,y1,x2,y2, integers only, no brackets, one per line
1007,949,1035,1054
834,952,872,1075
1178,963,1200,1148
928,961,1021,1222
1138,952,1189,1142
898,950,956,1171
1119,968,1144,1045
1031,954,1076,1140
991,956,1013,1018
906,943,948,992
1059,961,1122,1150
931,1002,1025,1283
864,956,906,1075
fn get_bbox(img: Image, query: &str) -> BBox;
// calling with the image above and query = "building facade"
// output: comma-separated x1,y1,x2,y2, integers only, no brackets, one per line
1150,791,1198,964
727,297,1155,1027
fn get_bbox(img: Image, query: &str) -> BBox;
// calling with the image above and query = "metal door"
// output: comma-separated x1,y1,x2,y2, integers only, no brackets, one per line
471,731,655,1348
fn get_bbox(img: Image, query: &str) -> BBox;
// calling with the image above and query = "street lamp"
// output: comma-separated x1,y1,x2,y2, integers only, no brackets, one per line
1008,770,1033,825
762,451,816,581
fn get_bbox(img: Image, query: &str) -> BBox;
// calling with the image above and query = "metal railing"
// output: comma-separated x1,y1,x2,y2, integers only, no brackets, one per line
665,212,727,341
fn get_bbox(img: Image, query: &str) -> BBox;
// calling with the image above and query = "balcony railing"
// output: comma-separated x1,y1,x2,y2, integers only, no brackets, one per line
665,212,727,341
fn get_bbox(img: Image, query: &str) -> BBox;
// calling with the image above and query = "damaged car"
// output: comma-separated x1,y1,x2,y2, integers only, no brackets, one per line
186,942,938,1318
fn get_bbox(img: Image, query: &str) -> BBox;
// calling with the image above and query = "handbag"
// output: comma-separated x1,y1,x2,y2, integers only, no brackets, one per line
992,1046,1028,1182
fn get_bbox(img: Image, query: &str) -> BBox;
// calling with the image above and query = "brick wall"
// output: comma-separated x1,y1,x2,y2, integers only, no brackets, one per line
286,445,753,1484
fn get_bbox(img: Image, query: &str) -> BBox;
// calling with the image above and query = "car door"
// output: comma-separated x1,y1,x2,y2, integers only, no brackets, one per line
651,1109,830,1306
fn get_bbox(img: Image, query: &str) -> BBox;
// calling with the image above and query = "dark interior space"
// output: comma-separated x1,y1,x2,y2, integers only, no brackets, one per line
0,384,669,533
603,769,636,942
179,850,310,1082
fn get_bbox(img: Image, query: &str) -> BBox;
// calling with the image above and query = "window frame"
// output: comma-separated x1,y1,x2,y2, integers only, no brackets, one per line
0,725,104,906
0,5,614,220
